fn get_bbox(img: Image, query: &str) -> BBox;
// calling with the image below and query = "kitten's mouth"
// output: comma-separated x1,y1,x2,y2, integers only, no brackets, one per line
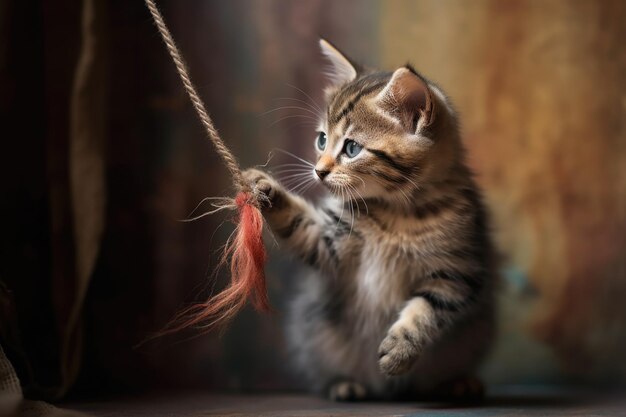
320,180,336,193
316,171,366,200
324,180,360,199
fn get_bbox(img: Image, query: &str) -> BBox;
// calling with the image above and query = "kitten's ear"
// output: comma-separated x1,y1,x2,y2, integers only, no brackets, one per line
319,39,358,86
377,66,435,132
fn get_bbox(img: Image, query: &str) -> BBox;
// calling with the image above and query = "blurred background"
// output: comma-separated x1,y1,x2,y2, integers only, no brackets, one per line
1,0,625,405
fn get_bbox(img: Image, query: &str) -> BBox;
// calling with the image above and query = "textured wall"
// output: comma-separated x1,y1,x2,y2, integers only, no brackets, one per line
2,0,625,395
89,0,626,388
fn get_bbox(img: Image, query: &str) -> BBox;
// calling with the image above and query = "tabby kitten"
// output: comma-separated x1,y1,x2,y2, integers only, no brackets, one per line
243,39,496,401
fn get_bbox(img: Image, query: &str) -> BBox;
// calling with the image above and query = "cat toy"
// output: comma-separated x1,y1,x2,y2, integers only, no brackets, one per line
144,0,270,334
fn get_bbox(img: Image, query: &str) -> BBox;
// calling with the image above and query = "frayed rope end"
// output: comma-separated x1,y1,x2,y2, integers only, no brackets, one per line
151,192,269,339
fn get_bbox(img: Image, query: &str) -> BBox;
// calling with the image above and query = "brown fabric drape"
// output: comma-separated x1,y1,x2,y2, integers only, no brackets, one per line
0,344,88,417
0,344,21,416
60,0,107,397
0,0,106,406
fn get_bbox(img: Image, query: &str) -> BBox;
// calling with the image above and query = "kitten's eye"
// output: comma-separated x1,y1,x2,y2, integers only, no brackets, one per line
316,132,327,151
344,139,362,158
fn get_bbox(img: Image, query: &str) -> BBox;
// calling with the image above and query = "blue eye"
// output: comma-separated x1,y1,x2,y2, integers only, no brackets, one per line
317,132,327,151
344,140,362,158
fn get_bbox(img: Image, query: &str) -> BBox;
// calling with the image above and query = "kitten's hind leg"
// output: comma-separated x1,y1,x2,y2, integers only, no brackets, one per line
429,375,485,403
328,380,368,402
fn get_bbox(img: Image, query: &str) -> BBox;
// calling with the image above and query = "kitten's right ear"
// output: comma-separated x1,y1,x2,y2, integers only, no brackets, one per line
319,39,358,86
376,66,436,131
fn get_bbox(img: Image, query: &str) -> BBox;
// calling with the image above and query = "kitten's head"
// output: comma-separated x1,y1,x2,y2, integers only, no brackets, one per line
313,39,462,204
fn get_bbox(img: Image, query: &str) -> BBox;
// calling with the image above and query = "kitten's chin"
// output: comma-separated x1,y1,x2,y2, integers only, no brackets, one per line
324,182,353,198
322,182,341,196
323,180,382,201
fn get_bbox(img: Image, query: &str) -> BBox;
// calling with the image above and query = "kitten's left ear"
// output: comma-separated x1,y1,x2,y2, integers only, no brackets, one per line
377,66,436,132
319,39,359,86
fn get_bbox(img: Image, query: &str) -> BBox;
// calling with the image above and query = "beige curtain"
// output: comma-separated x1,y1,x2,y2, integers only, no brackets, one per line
60,0,107,397
0,0,105,410
0,344,88,417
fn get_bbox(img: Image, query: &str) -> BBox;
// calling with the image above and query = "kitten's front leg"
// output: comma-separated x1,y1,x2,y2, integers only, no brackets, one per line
242,169,337,270
242,168,308,228
379,269,483,376
241,168,287,213
378,297,437,376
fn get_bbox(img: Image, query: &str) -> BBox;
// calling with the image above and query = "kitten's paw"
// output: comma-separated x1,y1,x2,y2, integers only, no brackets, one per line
242,168,283,209
328,381,368,402
378,328,420,376
432,376,485,402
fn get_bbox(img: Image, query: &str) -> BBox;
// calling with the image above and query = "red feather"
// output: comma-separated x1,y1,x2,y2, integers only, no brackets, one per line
157,192,269,336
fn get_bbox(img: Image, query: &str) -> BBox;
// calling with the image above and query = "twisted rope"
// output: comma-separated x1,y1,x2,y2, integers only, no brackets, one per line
144,0,248,192
141,0,270,339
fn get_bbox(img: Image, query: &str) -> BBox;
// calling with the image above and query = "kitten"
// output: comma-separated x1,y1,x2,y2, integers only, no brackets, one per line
243,39,496,401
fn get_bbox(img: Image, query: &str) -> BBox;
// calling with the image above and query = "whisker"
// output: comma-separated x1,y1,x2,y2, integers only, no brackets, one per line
283,171,313,186
277,175,312,184
290,176,316,195
286,83,323,113
272,168,313,175
185,196,227,218
338,187,346,230
274,171,314,179
353,175,366,187
298,179,317,195
271,163,315,169
404,175,420,190
282,173,314,188
276,174,313,184
333,179,356,235
292,182,314,196
178,202,234,223
281,177,313,190
351,185,369,215
269,114,318,128
345,186,355,238
287,179,308,193
178,197,237,223
279,120,319,129
275,97,321,115
270,165,313,175
397,186,413,206
272,148,315,167
345,176,369,215
345,183,360,219
260,105,320,118
276,167,314,176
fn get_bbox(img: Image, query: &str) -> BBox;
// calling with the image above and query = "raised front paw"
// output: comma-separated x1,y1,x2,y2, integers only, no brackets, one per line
378,327,421,376
242,168,284,209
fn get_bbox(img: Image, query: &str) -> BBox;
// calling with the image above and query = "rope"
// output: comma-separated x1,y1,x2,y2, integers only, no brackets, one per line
144,0,248,192
142,0,270,337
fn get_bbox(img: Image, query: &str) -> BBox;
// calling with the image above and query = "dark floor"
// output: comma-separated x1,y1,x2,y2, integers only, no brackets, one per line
66,386,626,417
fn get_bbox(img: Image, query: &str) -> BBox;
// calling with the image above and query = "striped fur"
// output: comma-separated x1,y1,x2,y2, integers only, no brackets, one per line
242,41,496,400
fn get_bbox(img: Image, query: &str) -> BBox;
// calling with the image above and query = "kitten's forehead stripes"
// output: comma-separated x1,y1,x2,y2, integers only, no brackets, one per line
330,82,386,125
328,73,391,125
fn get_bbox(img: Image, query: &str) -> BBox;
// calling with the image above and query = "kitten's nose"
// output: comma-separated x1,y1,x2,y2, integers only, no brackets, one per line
315,169,330,181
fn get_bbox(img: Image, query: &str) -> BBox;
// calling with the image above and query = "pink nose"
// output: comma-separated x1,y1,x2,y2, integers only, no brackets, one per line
315,169,330,180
